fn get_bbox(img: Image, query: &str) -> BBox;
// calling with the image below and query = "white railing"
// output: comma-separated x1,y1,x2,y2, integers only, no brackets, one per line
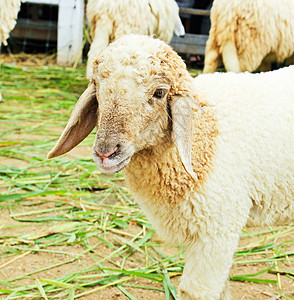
22,0,84,66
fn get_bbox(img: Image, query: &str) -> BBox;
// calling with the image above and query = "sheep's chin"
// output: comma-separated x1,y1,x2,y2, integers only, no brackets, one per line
92,151,133,174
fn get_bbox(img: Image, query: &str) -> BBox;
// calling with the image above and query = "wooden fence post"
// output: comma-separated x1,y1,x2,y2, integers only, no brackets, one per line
57,0,84,66
22,0,85,66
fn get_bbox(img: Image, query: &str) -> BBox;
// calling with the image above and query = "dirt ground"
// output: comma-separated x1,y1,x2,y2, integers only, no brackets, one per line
1,210,294,300
1,149,293,300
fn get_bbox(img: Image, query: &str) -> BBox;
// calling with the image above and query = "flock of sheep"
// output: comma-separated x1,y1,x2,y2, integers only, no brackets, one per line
2,0,294,73
2,0,294,299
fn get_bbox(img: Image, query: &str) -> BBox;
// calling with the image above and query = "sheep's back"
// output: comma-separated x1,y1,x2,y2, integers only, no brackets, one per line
194,67,294,226
86,0,178,43
210,0,294,69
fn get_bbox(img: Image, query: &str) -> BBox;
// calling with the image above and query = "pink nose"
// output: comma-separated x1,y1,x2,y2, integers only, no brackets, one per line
96,146,118,162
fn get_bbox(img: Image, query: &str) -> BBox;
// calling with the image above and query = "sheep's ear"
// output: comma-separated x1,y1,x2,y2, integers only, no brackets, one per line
47,83,98,159
170,96,197,182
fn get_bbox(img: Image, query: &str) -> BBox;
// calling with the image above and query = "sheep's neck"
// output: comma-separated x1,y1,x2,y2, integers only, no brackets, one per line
124,104,218,204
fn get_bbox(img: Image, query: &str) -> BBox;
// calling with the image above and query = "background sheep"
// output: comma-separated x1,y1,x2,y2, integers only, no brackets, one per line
203,0,294,73
0,0,21,101
86,0,185,77
0,0,21,47
48,35,294,299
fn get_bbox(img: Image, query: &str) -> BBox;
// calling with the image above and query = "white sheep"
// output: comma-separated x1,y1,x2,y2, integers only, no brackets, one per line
0,0,21,47
203,0,294,73
48,35,294,299
0,0,21,101
86,0,185,78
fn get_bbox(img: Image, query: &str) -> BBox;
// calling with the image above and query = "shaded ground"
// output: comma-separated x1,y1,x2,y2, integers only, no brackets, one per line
0,56,293,299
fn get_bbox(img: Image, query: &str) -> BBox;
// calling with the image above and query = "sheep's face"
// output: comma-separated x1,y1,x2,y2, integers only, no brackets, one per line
48,35,197,180
92,71,172,173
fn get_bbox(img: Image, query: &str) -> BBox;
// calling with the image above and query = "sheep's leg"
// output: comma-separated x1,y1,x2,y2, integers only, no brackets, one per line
178,233,239,300
203,50,222,73
219,279,231,300
86,15,112,78
203,37,221,73
222,40,240,72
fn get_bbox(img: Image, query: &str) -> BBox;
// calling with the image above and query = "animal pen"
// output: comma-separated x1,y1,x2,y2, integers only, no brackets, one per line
6,0,84,66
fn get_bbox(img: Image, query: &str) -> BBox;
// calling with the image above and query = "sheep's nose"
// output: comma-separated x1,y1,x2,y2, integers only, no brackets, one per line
95,146,118,162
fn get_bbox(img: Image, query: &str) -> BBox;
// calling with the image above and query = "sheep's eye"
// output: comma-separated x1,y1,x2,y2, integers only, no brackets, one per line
153,89,167,99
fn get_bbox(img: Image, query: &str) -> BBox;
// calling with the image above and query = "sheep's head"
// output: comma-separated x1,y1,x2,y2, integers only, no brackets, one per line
48,35,197,180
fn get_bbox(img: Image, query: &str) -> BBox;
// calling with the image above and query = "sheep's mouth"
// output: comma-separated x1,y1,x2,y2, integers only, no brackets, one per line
92,148,134,174
101,156,132,173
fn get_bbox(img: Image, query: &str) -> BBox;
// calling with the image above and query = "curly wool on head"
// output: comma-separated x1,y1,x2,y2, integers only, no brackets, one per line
86,0,184,78
48,34,294,300
204,0,294,73
93,35,194,98
0,0,21,46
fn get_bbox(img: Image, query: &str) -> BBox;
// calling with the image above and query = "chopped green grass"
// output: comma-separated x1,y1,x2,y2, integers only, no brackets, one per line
0,60,293,299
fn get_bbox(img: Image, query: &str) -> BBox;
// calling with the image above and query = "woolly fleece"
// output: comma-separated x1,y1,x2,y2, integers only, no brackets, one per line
204,0,294,72
86,0,181,77
48,35,294,299
0,0,21,46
